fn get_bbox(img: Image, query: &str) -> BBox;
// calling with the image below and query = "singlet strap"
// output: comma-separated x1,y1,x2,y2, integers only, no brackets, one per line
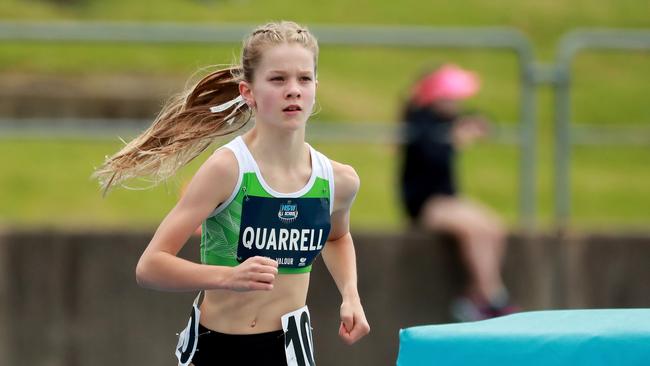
308,145,335,214
206,137,246,218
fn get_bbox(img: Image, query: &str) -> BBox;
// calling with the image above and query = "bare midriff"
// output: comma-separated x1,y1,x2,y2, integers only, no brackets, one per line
199,272,310,334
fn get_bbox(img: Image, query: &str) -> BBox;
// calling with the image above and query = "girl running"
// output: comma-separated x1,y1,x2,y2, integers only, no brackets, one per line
94,21,369,366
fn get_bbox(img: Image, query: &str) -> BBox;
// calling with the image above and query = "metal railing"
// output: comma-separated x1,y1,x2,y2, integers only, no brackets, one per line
0,21,538,229
553,29,650,229
4,22,649,230
5,22,650,230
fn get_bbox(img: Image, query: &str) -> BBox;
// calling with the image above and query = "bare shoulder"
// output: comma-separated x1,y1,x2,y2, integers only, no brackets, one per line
330,159,360,206
185,146,239,206
201,147,239,178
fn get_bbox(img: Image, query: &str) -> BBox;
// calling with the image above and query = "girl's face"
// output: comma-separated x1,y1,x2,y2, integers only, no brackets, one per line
241,43,317,131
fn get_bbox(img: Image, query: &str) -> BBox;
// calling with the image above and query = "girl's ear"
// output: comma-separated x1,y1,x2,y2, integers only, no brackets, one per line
239,81,255,108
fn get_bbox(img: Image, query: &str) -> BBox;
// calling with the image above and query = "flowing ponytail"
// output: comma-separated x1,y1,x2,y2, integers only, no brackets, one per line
93,66,252,195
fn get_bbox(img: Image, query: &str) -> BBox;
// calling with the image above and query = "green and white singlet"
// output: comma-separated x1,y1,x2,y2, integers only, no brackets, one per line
201,136,334,274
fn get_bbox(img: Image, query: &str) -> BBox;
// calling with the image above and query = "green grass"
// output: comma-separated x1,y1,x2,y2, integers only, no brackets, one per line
0,0,648,231
4,44,647,125
3,1,648,53
1,139,648,231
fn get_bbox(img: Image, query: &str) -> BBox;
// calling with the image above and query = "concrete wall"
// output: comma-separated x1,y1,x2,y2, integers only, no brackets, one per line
0,230,649,366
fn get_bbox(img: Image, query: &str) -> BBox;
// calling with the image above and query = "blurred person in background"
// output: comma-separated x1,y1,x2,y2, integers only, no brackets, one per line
94,21,369,366
399,64,518,322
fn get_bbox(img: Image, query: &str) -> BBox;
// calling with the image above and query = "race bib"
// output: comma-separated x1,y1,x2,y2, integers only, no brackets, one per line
237,196,330,268
282,306,315,366
174,292,202,366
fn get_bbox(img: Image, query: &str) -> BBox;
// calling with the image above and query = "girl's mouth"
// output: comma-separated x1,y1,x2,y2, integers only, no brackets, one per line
283,105,302,112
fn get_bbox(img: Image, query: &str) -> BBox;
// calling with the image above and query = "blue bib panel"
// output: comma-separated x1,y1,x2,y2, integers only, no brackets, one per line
237,195,331,269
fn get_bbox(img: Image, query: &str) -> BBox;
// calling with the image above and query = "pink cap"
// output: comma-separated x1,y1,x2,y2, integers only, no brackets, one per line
411,64,480,106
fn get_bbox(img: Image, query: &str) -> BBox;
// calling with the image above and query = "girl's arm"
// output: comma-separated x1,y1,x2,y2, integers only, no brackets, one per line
321,161,370,345
135,148,278,292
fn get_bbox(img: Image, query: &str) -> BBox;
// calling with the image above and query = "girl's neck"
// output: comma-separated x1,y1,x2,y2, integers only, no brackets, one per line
242,125,309,170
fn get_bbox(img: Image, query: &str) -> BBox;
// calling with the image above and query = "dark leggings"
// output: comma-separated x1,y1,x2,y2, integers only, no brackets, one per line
191,324,288,366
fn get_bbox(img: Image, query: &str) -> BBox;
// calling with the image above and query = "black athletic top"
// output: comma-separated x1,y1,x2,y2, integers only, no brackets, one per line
399,104,457,220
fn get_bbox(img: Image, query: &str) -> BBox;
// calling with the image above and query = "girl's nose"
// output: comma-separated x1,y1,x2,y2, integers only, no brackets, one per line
285,81,301,99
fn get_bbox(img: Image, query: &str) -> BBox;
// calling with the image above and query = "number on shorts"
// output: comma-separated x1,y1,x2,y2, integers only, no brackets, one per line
283,308,315,366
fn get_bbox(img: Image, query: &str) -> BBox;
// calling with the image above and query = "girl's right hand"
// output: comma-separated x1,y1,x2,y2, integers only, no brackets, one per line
226,256,279,291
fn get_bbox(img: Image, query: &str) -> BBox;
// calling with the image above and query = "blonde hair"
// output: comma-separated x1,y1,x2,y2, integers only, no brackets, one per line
93,21,319,195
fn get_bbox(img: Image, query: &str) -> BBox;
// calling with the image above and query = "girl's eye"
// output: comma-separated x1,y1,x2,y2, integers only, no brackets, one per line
270,76,284,82
300,76,312,82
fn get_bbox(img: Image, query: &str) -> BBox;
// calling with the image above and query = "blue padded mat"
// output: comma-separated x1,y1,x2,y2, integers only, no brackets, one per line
397,309,650,366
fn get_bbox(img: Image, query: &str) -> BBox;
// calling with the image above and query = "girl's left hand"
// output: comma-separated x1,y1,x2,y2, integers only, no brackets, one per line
338,300,370,345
